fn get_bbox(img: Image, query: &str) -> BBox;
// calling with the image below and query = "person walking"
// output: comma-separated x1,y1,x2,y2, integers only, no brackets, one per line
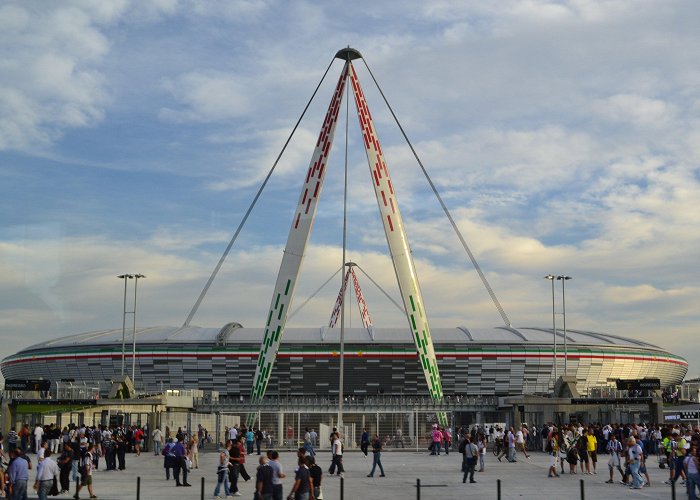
307,456,323,500
586,427,598,474
74,443,97,500
684,445,699,500
460,435,478,484
267,450,285,500
152,427,163,456
213,445,231,499
367,434,386,477
189,436,199,469
171,436,191,487
327,432,344,477
360,428,370,457
255,428,264,456
33,425,44,455
58,442,73,494
8,449,30,500
255,456,274,500
303,428,315,457
628,437,645,489
430,425,442,456
477,434,487,472
35,449,59,500
508,427,517,462
605,434,624,484
516,425,531,459
245,429,255,456
289,456,313,500
547,428,560,478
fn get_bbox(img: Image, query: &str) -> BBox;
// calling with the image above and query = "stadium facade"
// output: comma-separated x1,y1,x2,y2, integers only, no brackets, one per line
1,324,687,397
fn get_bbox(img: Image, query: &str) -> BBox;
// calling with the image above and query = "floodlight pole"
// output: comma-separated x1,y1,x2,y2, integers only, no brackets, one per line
131,274,146,386
557,275,572,375
545,275,557,382
117,274,134,376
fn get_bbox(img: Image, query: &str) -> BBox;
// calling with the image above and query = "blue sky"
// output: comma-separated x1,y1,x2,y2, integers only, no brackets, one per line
1,0,699,378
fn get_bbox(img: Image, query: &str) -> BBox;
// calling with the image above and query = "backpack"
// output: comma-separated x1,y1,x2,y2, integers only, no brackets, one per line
545,439,553,453
458,439,467,454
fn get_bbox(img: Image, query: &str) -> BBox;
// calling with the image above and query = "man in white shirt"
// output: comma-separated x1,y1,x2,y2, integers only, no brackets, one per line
34,424,44,454
229,426,238,441
35,449,59,499
152,427,164,456
328,432,344,476
627,438,645,489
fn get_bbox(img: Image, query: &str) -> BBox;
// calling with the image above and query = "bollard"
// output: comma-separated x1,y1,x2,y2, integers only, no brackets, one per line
340,475,344,500
201,476,205,500
416,478,420,500
580,479,585,500
497,479,501,500
671,479,676,500
136,476,140,500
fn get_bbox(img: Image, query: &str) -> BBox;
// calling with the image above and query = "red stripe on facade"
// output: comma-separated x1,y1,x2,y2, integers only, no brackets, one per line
294,213,301,229
387,215,394,231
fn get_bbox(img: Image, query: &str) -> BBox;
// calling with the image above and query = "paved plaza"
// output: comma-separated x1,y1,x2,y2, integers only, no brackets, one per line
55,447,681,499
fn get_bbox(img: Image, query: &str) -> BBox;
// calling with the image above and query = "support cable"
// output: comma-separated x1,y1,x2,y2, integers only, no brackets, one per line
338,55,351,429
360,59,512,328
183,56,338,327
287,266,343,321
354,264,406,315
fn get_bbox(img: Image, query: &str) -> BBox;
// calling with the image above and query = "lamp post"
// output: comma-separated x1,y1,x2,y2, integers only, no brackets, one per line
131,274,146,385
117,274,134,376
557,275,572,375
544,275,557,382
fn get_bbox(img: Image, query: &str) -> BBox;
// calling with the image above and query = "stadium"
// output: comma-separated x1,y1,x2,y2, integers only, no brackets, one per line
1,323,688,397
1,50,689,412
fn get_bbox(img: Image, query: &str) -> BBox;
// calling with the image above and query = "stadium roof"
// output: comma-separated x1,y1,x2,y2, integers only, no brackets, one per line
22,324,664,351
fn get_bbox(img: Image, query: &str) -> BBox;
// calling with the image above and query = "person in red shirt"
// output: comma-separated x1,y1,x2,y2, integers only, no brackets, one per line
133,428,144,457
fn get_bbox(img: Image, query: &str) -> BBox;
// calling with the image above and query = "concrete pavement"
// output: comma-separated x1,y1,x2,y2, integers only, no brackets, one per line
51,447,679,499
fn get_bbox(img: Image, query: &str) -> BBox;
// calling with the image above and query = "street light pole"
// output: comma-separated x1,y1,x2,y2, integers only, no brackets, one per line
117,274,134,376
557,275,572,375
545,275,557,382
131,274,145,385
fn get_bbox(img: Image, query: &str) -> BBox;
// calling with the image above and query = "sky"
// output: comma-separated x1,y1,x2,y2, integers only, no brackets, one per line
1,0,699,379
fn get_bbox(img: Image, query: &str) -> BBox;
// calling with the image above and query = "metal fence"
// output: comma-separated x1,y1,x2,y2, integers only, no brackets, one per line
206,410,465,452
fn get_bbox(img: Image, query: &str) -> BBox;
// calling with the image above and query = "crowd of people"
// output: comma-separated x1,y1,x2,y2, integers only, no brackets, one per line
213,424,339,499
1,421,149,499
3,418,699,498
0,422,214,499
539,422,700,495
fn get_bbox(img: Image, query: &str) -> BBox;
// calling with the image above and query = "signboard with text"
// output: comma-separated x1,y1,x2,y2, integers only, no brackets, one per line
615,378,661,391
664,410,700,422
4,379,51,391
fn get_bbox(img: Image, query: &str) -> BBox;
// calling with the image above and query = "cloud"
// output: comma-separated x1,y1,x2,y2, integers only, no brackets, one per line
0,2,115,151
594,94,677,127
2,0,700,380
159,72,253,123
